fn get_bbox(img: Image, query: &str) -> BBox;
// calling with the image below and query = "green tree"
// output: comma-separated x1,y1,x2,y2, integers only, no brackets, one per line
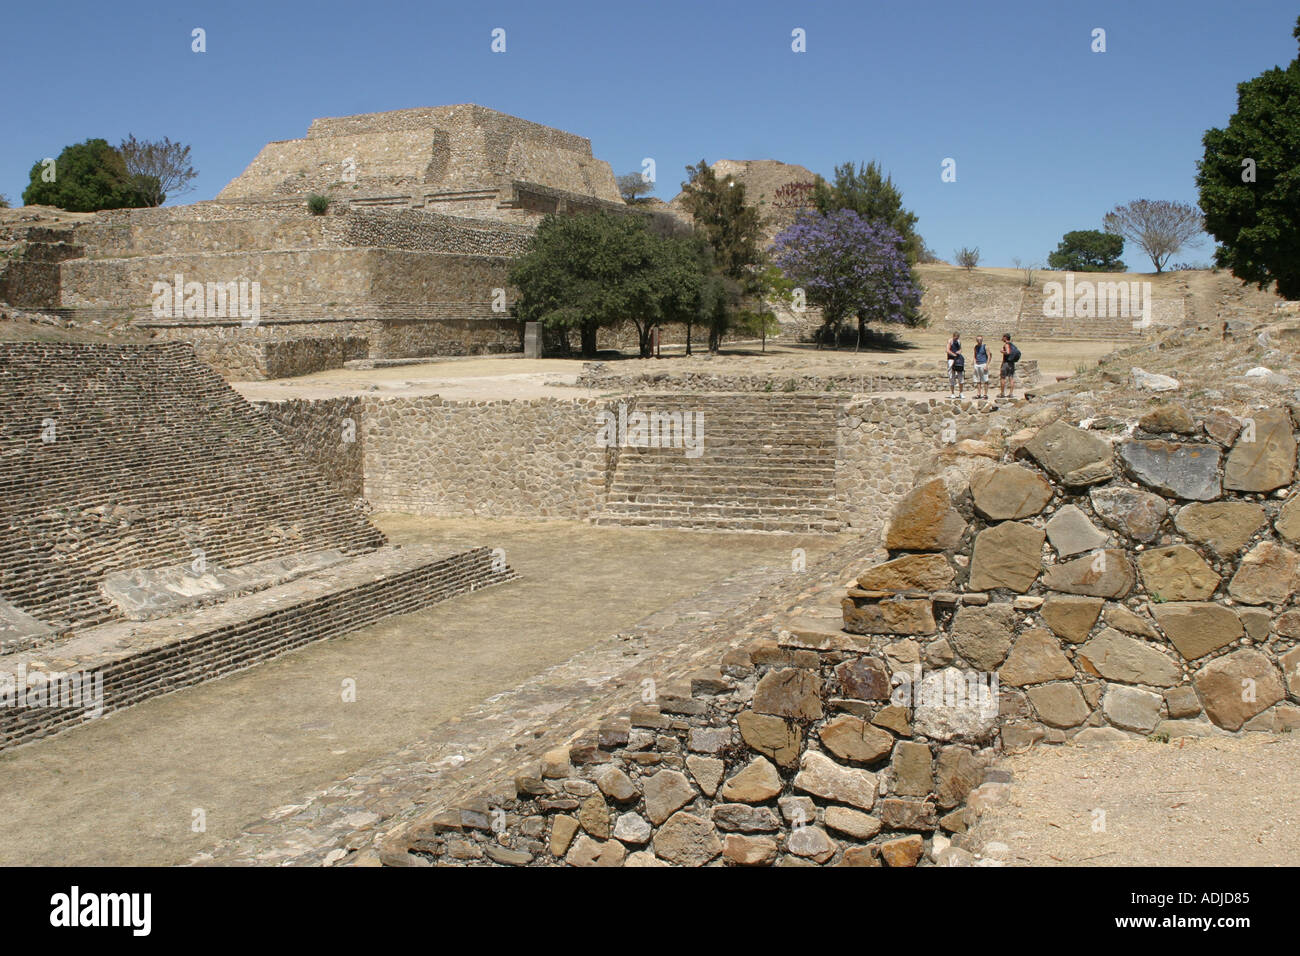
509,211,705,359
1047,230,1126,271
616,172,654,205
22,138,153,211
651,235,708,355
735,266,790,352
677,161,767,350
1196,16,1300,299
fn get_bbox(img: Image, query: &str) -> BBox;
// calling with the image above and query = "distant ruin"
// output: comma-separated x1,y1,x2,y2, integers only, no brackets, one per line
219,104,626,218
0,106,637,377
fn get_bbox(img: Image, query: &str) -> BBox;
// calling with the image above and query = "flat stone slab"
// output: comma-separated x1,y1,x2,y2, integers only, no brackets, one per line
100,550,349,621
0,599,58,655
1045,505,1108,557
1223,408,1297,493
1021,421,1114,486
969,464,1053,520
1118,439,1222,501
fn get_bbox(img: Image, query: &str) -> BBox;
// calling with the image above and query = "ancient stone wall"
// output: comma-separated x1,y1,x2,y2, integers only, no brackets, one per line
923,283,1024,336
69,203,534,260
0,260,61,308
841,401,1300,746
188,335,369,381
59,248,370,313
573,362,1040,393
255,397,366,497
147,318,519,377
370,318,519,359
59,247,514,325
338,209,533,257
836,398,993,531
361,397,612,519
368,250,513,315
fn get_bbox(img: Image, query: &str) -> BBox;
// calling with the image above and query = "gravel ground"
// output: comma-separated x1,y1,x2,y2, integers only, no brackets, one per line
968,733,1300,866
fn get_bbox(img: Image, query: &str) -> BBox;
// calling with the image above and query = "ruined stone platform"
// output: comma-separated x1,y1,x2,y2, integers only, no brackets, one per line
0,544,517,752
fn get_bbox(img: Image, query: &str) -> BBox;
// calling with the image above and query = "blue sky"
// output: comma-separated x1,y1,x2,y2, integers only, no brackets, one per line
4,0,1295,267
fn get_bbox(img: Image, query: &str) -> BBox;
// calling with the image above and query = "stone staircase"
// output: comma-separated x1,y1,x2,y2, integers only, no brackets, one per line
594,394,842,533
1015,286,1150,340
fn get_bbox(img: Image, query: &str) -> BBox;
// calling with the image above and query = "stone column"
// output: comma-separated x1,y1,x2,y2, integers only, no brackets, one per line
524,321,541,358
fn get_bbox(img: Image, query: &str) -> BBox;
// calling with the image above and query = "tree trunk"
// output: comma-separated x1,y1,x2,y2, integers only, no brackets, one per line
580,322,598,358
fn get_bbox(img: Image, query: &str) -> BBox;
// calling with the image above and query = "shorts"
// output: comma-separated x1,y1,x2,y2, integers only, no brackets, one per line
1001,361,1016,378
972,363,989,383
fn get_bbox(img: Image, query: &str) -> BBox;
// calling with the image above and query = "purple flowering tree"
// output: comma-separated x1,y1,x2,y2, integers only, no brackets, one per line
772,209,922,349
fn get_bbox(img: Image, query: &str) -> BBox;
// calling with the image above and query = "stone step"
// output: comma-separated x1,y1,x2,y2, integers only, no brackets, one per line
603,496,837,512
593,514,842,533
612,458,835,474
610,475,834,493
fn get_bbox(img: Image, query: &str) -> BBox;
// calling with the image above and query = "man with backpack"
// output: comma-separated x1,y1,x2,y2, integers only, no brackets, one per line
946,332,964,398
972,335,990,400
1000,333,1021,399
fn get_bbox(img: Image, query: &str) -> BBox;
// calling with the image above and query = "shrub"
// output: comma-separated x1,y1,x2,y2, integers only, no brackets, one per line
307,193,332,215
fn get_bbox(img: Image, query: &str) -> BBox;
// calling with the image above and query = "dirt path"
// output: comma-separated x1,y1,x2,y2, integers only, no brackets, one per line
969,734,1300,866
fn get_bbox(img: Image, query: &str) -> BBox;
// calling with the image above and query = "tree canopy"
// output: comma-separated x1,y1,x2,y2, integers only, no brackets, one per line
616,172,655,205
812,161,923,265
1196,15,1300,298
508,210,703,358
772,209,920,348
1047,229,1126,271
118,135,198,207
676,161,769,350
22,138,155,212
1103,200,1203,273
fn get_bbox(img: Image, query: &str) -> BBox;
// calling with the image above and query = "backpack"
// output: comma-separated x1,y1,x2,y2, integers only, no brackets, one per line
1007,343,1022,363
